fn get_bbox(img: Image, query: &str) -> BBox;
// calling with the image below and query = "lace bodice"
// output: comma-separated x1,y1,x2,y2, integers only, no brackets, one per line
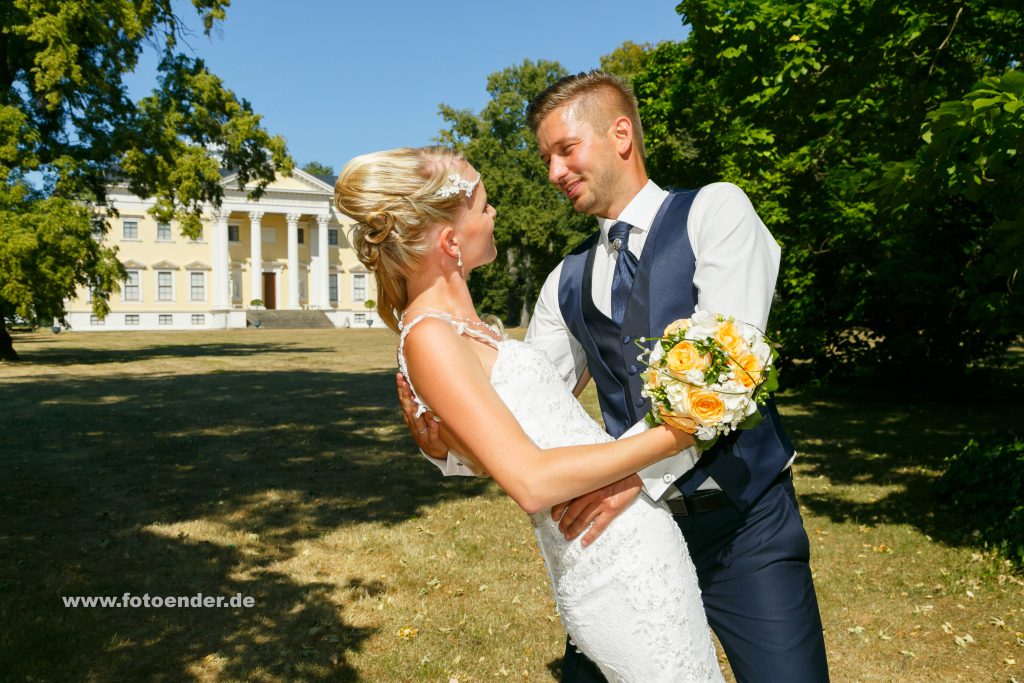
398,311,722,682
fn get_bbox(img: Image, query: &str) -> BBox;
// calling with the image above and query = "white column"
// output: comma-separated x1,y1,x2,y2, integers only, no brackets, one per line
308,224,320,309
249,210,264,305
317,214,331,309
212,209,230,310
286,212,300,309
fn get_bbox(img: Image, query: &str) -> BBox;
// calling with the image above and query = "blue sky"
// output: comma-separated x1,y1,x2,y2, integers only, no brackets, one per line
127,0,690,173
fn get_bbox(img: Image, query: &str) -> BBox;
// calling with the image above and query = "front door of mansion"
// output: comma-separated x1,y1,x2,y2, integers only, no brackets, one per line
262,273,276,309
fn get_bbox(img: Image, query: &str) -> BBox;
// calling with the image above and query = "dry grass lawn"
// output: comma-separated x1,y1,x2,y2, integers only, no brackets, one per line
1,328,1022,682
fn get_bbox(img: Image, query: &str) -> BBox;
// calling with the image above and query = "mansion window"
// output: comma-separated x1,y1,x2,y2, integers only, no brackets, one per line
298,228,305,244
190,272,206,302
125,314,140,326
157,271,174,301
159,314,172,325
354,313,366,325
352,273,366,302
157,222,171,241
91,219,105,241
191,314,205,325
328,229,338,246
231,270,242,302
123,270,141,301
228,225,240,242
123,220,138,240
90,315,105,326
329,274,338,304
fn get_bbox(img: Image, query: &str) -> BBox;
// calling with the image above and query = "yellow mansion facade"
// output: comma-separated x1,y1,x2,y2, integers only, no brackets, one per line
66,169,380,330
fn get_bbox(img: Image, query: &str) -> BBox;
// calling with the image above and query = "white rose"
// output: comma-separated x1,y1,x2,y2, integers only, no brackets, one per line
684,368,705,385
665,381,691,410
696,425,718,442
752,339,771,363
723,392,747,413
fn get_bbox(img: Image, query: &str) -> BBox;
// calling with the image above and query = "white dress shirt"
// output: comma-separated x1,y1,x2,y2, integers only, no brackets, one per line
422,180,786,496
525,180,782,500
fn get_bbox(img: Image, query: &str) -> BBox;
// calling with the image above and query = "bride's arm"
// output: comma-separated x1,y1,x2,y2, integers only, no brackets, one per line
404,319,693,514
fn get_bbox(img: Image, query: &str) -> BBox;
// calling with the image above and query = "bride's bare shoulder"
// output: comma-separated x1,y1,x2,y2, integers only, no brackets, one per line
402,316,480,371
402,315,459,349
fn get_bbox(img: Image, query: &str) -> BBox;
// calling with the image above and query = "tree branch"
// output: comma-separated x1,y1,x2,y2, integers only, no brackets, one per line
928,6,964,77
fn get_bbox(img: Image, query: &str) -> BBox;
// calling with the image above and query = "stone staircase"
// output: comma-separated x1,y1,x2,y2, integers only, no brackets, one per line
246,309,335,329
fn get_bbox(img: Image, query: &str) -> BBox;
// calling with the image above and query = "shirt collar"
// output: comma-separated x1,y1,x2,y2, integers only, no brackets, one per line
598,180,669,244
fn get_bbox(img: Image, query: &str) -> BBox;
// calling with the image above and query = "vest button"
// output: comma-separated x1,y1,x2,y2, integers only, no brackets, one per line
621,335,631,345
628,364,638,375
634,397,645,407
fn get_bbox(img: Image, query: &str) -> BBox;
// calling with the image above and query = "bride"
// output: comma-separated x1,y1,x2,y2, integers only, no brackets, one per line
334,146,724,683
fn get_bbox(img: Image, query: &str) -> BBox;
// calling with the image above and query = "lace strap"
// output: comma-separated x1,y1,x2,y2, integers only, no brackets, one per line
397,314,433,418
397,311,503,417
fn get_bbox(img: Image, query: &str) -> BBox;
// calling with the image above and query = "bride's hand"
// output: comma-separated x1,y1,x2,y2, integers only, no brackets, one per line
552,474,644,546
397,372,448,457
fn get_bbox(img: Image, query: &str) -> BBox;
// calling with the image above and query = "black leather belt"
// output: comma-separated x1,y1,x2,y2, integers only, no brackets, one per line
666,490,728,517
667,468,792,517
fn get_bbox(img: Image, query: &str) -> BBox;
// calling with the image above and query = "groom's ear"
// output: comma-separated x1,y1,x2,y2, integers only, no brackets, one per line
610,116,634,157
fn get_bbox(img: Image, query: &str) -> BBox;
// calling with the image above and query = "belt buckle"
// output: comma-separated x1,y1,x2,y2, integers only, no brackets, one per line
666,497,688,517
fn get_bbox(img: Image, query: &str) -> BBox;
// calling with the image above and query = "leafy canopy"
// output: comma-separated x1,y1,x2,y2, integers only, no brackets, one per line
1,0,293,358
631,0,1023,376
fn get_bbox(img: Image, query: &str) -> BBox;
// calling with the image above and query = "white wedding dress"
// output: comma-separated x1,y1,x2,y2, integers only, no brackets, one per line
399,313,724,683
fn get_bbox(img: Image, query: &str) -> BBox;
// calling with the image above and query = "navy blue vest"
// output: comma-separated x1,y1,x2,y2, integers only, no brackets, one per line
556,190,795,511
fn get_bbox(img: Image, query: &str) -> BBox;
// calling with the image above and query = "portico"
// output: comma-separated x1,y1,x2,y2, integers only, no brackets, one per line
65,168,379,331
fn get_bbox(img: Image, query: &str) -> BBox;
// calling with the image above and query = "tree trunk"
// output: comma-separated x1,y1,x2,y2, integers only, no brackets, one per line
0,318,19,361
518,248,533,329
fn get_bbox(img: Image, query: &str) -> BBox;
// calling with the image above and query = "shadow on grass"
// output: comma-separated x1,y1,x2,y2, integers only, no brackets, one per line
15,340,333,366
779,381,1023,553
0,365,492,681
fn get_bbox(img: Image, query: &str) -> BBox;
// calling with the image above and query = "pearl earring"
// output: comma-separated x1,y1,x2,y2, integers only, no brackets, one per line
456,248,463,268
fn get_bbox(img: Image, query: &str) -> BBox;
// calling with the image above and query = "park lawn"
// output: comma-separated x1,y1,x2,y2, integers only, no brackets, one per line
1,328,1021,682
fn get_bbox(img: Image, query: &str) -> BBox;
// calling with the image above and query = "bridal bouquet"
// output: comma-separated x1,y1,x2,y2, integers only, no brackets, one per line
638,310,778,449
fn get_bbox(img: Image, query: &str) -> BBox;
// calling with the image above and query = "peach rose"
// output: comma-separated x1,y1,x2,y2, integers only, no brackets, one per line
643,367,661,389
687,388,726,424
663,319,689,337
658,409,699,433
714,320,748,360
665,341,709,378
731,352,763,389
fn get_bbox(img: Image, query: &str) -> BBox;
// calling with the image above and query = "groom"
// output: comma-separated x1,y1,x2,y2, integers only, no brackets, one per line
402,71,828,682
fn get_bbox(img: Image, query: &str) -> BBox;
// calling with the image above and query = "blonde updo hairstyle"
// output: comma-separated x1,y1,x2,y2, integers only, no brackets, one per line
334,147,470,333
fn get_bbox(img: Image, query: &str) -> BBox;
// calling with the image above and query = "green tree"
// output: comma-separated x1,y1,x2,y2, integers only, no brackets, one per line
437,59,593,326
1,0,292,360
635,0,1023,376
880,70,1024,347
599,40,654,84
301,161,335,177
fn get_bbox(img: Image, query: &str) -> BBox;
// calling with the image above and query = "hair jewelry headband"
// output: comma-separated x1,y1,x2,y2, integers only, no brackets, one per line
436,173,479,199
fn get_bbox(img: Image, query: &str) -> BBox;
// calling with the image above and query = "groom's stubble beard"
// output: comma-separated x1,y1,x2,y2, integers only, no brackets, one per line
570,143,626,219
569,113,633,219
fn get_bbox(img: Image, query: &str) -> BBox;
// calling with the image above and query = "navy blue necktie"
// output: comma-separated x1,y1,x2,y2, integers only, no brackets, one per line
608,221,638,324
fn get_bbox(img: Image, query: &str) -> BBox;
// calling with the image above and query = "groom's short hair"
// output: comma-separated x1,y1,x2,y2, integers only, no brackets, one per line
526,70,645,162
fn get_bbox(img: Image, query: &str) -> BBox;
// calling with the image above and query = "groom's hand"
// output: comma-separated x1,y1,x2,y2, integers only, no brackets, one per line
396,372,447,457
552,474,643,547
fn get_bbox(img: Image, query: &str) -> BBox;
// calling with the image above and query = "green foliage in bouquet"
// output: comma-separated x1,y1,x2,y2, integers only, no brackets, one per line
938,433,1024,567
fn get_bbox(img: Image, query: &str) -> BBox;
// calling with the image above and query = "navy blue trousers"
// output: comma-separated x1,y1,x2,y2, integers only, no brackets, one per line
561,474,829,682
